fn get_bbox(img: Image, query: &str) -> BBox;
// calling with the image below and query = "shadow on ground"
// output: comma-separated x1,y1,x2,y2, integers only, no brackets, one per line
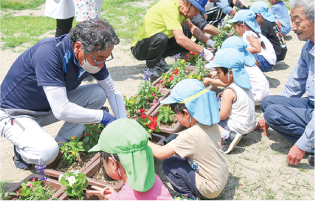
266,76,281,88
272,61,290,71
108,64,145,82
216,173,240,200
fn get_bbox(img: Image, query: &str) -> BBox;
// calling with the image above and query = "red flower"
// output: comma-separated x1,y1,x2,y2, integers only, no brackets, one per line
184,58,187,61
140,108,145,113
140,113,147,119
167,74,174,82
223,28,225,31
186,53,189,57
86,133,91,136
32,177,36,182
149,115,157,122
93,129,100,134
160,79,164,83
188,57,191,60
148,122,157,131
189,51,195,55
173,69,179,75
91,123,94,126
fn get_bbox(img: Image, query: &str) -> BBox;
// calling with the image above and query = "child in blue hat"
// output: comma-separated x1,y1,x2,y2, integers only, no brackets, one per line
228,10,277,72
205,48,256,154
203,36,270,104
148,79,228,199
251,1,287,62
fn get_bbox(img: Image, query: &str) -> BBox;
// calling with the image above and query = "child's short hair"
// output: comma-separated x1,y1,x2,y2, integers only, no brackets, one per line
219,67,229,75
104,152,120,162
170,103,187,115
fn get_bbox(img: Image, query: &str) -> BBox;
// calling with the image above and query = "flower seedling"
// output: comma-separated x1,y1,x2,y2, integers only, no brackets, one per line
124,72,163,117
157,106,175,125
212,19,236,50
59,136,84,165
1,180,13,200
10,177,57,200
81,123,105,152
184,51,200,65
59,172,88,200
136,109,161,136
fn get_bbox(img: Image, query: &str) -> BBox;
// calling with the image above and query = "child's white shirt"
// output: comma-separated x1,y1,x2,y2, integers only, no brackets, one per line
226,83,256,134
242,30,277,65
244,64,271,102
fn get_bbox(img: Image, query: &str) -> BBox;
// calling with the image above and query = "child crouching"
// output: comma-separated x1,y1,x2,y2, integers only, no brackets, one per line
148,79,229,199
205,48,256,154
88,119,173,200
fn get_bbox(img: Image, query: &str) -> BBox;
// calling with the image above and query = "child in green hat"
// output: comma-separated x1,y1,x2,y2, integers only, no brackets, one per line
88,118,172,200
148,79,228,200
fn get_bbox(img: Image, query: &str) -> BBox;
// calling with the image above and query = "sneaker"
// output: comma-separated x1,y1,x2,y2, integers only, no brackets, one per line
143,67,160,82
156,58,169,73
221,131,242,154
174,194,200,200
13,146,32,170
101,106,110,113
308,155,314,166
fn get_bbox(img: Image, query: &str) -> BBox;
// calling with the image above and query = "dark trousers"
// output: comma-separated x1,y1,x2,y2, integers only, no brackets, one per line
56,17,74,37
131,33,187,68
261,95,314,153
162,155,208,199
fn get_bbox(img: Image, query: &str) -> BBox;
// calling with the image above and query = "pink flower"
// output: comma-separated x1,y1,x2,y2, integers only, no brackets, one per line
155,84,160,87
26,181,31,187
16,191,20,196
153,100,157,104
159,89,162,94
151,93,155,97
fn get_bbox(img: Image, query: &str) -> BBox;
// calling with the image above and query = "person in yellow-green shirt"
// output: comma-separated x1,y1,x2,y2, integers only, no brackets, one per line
131,0,216,81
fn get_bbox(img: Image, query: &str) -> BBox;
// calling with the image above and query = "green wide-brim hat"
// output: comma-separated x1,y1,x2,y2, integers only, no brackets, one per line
89,119,155,192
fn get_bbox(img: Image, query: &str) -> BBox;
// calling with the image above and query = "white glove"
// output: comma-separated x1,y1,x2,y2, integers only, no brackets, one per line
206,39,216,48
203,48,213,62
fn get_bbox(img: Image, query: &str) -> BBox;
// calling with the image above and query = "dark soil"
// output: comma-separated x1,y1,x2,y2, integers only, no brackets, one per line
160,115,177,128
53,152,97,172
92,166,121,186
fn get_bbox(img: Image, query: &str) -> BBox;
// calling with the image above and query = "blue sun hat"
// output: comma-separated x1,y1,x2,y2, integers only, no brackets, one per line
188,0,208,13
205,48,251,89
227,10,261,33
221,36,256,67
160,79,220,126
250,1,276,22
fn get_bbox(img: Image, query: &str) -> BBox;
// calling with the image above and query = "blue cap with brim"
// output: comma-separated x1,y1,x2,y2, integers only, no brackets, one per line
227,10,261,33
188,0,208,13
221,36,256,67
160,79,220,126
205,48,251,89
250,1,276,22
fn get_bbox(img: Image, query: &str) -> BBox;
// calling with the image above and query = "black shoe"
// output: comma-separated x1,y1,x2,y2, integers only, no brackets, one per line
101,106,109,113
13,146,32,170
144,67,160,82
308,155,314,166
156,58,169,73
221,131,242,154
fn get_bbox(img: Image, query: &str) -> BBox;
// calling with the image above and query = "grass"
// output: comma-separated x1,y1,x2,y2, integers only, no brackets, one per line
0,0,159,49
1,16,56,49
1,0,45,10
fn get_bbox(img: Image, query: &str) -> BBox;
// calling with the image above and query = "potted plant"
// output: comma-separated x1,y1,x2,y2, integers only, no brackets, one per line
81,123,105,152
151,104,184,135
59,172,88,200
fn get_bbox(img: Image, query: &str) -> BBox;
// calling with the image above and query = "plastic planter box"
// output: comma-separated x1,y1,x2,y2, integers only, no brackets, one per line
4,174,63,200
45,152,102,176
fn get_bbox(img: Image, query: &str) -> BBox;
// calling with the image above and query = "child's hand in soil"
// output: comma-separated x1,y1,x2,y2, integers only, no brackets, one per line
88,185,116,200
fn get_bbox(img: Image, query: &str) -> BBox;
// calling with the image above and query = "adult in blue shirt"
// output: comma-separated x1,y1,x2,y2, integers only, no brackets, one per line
269,0,291,35
0,19,127,170
255,0,314,166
